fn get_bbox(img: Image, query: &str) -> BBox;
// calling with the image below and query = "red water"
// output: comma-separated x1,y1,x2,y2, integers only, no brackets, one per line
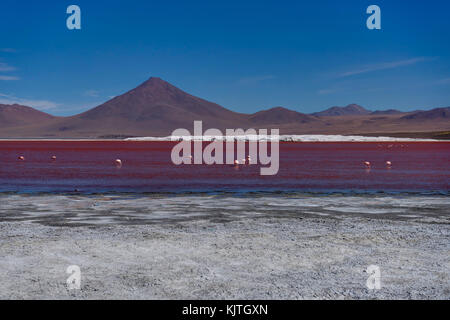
0,141,448,194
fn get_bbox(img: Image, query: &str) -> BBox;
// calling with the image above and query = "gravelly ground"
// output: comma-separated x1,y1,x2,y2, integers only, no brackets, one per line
1,212,449,299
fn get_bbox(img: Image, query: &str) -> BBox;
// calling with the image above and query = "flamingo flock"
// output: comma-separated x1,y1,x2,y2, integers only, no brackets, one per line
15,154,393,170
363,160,393,168
16,155,126,168
234,155,251,166
19,155,57,161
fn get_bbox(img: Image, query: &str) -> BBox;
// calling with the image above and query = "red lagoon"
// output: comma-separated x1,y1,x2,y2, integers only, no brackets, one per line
0,141,448,194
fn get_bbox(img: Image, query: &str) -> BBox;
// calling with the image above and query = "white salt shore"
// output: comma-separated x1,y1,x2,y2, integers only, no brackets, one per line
0,194,449,299
125,134,439,142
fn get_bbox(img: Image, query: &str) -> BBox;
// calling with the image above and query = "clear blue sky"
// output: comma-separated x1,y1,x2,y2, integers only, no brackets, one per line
0,0,449,115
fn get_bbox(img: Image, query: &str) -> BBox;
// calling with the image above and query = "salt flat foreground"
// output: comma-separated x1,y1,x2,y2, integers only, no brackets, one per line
0,195,448,299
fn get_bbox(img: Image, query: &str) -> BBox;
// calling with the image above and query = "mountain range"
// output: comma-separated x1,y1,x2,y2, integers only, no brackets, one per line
0,77,449,139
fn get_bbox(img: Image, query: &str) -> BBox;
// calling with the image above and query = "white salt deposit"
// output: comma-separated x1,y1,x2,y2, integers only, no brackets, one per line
125,134,439,142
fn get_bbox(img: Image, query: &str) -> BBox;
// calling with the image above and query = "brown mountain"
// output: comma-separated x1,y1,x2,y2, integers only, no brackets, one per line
0,78,448,138
27,77,251,137
312,104,371,116
0,104,55,128
399,107,450,121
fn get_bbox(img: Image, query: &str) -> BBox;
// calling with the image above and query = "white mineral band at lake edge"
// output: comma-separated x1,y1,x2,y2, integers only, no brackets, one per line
0,135,443,142
125,134,441,142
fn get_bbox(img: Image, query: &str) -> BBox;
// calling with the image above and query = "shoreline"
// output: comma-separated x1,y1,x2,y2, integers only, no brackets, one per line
1,132,449,142
0,137,448,142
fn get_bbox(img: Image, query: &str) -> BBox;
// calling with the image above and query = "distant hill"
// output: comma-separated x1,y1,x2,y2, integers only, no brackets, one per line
312,104,371,116
0,78,448,138
400,107,450,121
0,104,55,128
248,106,319,125
370,109,403,115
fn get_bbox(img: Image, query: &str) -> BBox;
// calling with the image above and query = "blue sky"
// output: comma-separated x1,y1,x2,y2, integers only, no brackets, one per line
0,0,449,116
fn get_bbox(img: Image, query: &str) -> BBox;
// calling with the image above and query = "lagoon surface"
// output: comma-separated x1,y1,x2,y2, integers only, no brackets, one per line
0,141,448,195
